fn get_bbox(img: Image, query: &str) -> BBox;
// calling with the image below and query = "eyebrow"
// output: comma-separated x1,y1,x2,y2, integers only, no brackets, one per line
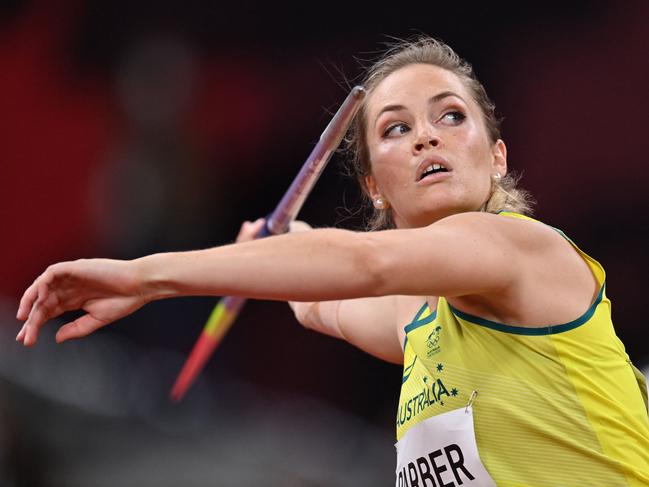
374,91,466,127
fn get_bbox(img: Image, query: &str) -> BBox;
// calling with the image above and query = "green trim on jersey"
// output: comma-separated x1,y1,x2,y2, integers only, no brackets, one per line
448,283,605,336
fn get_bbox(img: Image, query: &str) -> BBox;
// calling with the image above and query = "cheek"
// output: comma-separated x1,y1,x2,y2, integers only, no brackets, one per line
459,127,493,170
370,138,400,163
458,124,485,154
369,142,410,180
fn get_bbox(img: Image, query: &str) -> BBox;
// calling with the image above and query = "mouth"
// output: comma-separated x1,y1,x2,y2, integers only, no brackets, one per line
416,158,451,182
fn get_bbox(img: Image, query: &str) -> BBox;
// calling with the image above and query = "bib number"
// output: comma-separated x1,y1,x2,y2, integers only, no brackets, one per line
395,406,495,487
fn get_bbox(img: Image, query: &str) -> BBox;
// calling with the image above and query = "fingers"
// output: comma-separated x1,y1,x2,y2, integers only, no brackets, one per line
16,324,26,342
16,259,124,346
18,282,56,346
16,271,65,346
289,220,313,233
56,314,106,343
235,218,265,243
17,280,40,321
19,311,49,347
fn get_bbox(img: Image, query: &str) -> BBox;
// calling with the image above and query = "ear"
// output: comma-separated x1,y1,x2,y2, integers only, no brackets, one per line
365,174,382,200
492,139,508,177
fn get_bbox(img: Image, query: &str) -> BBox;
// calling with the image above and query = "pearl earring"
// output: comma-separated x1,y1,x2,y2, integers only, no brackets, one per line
492,173,502,181
373,197,387,210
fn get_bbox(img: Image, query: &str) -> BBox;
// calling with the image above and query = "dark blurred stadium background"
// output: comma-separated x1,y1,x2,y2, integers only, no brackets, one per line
1,1,648,485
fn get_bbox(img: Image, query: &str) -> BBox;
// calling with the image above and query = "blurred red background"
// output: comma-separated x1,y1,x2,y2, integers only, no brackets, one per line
1,1,647,485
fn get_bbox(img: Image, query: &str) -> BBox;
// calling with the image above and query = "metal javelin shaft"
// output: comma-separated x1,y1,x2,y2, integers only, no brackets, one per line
170,86,366,401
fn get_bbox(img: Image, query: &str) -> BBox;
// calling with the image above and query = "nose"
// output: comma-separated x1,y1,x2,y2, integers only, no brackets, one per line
413,126,440,152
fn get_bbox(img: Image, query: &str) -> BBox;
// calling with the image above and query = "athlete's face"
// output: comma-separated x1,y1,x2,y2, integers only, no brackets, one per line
364,64,507,228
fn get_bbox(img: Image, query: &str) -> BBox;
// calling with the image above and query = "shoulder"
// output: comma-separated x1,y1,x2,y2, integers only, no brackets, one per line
366,211,583,299
433,210,538,230
440,212,600,324
430,211,562,252
428,212,582,286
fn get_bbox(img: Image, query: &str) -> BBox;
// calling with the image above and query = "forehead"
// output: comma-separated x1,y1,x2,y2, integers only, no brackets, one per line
367,63,470,118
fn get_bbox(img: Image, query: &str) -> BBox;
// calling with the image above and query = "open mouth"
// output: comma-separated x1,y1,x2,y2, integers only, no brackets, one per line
418,163,449,181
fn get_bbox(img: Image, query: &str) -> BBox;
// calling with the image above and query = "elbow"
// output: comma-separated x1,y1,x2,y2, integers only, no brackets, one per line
290,301,343,339
289,301,311,328
290,301,324,333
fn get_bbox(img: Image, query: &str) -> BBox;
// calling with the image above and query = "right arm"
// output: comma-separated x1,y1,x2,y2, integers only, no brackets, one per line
285,221,402,364
290,297,402,364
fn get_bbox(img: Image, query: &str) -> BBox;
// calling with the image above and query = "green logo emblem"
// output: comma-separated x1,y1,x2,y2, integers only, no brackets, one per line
426,326,442,357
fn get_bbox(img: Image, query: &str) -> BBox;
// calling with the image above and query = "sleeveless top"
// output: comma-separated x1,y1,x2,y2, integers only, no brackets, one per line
396,211,649,486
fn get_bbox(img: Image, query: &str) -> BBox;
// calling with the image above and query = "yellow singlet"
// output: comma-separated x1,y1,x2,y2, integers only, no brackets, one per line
396,211,649,486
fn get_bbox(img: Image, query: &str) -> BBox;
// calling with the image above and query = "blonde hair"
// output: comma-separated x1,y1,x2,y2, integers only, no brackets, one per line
345,36,534,230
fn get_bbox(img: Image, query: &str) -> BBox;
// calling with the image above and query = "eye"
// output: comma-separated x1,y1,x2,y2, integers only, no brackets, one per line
382,122,410,138
440,111,466,125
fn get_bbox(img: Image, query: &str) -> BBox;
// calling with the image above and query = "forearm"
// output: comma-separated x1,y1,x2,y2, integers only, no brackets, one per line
289,297,403,364
136,228,385,303
289,300,345,339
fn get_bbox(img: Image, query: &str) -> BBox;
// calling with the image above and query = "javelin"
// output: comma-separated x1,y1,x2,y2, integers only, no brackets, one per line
170,86,366,401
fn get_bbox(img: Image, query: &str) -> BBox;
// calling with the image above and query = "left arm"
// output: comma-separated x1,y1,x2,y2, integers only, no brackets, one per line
17,212,525,345
141,212,521,301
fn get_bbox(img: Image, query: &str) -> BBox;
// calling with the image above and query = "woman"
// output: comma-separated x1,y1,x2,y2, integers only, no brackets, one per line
16,37,649,485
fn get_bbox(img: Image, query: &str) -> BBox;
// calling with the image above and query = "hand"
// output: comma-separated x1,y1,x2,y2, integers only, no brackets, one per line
16,258,147,346
235,218,266,243
289,220,312,233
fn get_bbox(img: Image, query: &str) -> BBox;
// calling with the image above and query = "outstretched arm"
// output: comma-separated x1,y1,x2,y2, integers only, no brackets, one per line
17,212,526,347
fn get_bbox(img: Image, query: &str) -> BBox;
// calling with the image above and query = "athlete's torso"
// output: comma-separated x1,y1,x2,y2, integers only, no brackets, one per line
394,212,649,486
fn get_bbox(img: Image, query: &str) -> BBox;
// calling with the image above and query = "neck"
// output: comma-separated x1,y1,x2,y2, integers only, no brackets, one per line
394,206,485,229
